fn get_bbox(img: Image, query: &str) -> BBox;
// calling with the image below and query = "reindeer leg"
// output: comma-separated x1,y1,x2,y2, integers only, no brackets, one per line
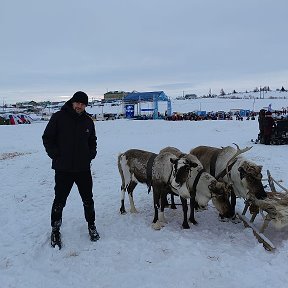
248,202,259,223
152,186,162,230
152,194,159,224
170,193,177,209
159,193,168,224
242,201,250,216
259,216,271,233
250,212,258,223
180,197,190,229
163,193,169,208
230,189,237,216
120,185,127,214
127,181,138,213
189,196,198,225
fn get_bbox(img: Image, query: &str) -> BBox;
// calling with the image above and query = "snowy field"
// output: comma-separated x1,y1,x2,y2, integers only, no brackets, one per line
1,98,288,288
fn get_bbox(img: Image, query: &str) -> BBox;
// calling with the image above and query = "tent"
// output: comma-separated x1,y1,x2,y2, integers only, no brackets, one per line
123,91,172,119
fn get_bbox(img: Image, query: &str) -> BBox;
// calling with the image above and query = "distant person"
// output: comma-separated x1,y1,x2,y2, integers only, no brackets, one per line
42,91,99,249
258,109,266,143
263,111,275,145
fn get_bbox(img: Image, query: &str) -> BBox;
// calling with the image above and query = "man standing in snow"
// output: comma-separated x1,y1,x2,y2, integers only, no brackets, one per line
42,91,99,249
263,111,275,145
258,109,266,144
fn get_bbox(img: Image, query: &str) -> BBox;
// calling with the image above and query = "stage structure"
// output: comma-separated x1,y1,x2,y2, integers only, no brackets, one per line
123,91,171,119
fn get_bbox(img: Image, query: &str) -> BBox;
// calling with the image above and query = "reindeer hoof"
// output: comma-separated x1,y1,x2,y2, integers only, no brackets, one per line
218,214,230,222
130,208,138,213
231,215,241,224
152,221,163,230
158,217,168,224
182,223,190,229
189,219,198,225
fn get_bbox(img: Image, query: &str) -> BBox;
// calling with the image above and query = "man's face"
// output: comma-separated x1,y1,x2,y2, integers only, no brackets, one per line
72,102,86,114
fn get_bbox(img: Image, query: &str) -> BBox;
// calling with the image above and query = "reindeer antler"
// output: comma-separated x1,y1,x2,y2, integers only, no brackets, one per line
232,143,252,153
225,144,253,183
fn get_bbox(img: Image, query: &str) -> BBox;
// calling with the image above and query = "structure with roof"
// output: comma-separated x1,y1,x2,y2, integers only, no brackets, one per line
104,91,128,102
123,91,172,119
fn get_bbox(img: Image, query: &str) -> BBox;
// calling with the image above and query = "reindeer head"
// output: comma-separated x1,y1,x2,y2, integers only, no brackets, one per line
169,157,198,198
170,157,198,186
238,161,267,200
208,180,234,218
224,144,267,200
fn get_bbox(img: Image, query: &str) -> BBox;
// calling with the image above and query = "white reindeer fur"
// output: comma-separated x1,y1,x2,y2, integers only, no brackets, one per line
255,194,288,229
160,148,226,208
185,155,214,207
190,145,288,230
119,149,192,215
159,148,210,204
119,154,138,213
194,146,254,200
152,152,191,199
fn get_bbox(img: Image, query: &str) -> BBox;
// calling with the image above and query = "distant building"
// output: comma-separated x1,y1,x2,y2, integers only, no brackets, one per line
184,94,197,99
104,91,128,101
15,100,38,108
176,93,197,100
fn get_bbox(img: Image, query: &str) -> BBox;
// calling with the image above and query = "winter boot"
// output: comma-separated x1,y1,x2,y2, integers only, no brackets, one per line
51,227,62,249
88,223,100,242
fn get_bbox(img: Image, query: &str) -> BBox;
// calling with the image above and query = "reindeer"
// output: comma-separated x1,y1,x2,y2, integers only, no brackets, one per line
190,144,288,234
190,144,267,216
118,149,157,214
118,149,198,229
254,192,288,232
159,147,234,228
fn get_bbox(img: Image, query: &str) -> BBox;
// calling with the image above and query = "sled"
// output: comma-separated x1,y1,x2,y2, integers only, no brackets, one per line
236,212,276,251
237,170,288,251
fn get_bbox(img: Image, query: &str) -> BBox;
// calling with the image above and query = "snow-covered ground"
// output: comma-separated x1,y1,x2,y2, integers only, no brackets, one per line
1,98,288,288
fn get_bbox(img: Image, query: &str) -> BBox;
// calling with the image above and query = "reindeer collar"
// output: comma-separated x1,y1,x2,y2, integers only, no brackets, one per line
168,162,178,191
190,168,205,198
146,153,158,193
216,160,237,181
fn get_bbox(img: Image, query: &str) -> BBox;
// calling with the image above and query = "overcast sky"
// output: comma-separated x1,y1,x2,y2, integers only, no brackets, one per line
1,0,288,103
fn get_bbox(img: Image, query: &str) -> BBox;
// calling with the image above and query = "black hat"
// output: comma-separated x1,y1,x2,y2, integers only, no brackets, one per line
71,91,88,106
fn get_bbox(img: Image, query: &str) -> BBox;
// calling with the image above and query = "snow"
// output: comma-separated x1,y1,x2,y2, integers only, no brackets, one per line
1,98,288,288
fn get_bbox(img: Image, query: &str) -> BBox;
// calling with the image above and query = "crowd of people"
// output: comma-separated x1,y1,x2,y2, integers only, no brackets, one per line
166,111,234,121
165,108,288,146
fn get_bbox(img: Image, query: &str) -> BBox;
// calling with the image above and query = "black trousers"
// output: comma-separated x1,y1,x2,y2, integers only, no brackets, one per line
51,170,95,228
264,134,271,145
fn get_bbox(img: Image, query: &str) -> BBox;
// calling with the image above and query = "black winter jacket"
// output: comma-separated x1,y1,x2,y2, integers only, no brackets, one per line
42,100,97,172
